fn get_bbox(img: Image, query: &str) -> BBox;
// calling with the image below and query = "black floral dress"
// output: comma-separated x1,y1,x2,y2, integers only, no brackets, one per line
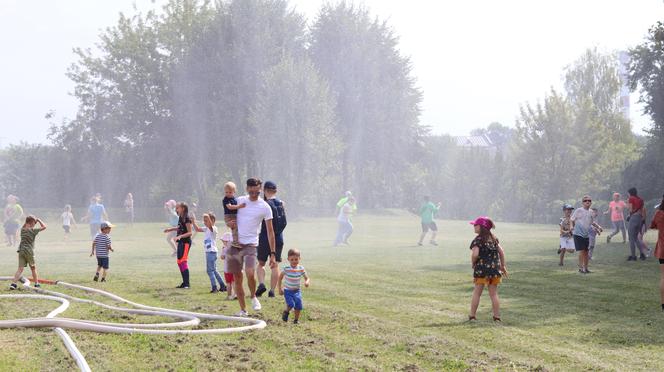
470,236,502,279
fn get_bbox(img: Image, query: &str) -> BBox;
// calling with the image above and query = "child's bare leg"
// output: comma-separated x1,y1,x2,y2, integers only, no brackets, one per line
227,283,233,297
294,309,301,320
418,232,426,245
583,251,589,269
488,284,500,318
102,268,108,279
559,250,565,265
96,266,102,274
578,251,584,269
659,265,664,306
470,284,484,317
13,267,24,283
29,266,38,284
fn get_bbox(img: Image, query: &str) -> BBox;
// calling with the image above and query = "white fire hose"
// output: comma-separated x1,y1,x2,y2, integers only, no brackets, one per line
0,277,266,371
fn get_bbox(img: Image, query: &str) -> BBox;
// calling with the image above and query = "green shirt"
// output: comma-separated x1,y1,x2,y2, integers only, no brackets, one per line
419,202,439,224
336,197,358,211
18,228,41,255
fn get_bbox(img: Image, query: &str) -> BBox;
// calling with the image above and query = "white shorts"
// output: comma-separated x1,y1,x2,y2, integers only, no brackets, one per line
560,237,575,251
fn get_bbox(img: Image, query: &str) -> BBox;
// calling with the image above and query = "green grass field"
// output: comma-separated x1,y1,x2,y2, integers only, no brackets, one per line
0,211,663,371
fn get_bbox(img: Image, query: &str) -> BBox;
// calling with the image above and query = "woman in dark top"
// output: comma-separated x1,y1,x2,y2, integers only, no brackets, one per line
468,217,507,322
164,202,192,288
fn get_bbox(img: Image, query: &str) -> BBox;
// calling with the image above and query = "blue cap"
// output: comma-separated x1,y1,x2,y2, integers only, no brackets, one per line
264,181,277,190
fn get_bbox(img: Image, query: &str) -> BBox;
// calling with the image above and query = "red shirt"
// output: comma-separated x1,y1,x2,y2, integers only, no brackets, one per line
650,210,664,259
628,195,644,214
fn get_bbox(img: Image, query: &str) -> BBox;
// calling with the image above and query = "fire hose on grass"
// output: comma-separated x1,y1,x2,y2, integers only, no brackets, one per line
0,277,266,371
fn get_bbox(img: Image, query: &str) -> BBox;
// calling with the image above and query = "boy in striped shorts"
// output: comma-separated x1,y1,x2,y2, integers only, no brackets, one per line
90,221,114,282
278,248,310,324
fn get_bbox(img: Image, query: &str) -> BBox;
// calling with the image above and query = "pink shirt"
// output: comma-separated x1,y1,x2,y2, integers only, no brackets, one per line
609,200,625,222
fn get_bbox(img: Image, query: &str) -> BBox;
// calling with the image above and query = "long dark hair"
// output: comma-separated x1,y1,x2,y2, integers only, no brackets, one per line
177,202,189,219
478,219,497,244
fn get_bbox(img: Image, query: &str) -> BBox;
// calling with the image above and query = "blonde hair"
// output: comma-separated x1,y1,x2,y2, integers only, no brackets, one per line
224,182,237,192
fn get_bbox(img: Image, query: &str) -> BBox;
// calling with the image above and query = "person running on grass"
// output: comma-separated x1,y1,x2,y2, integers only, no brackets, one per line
468,217,507,322
627,187,648,261
649,194,664,311
558,204,575,266
333,196,355,246
163,202,193,289
571,196,597,274
418,196,441,246
90,221,114,282
278,248,310,324
605,192,626,244
256,181,287,298
226,178,277,317
9,215,47,290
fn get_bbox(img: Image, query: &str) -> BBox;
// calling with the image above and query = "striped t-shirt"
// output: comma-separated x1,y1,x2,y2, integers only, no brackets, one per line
94,233,112,257
282,265,306,290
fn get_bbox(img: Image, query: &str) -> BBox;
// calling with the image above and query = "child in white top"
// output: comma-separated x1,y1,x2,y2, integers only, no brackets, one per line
220,232,236,300
61,205,76,241
192,213,226,293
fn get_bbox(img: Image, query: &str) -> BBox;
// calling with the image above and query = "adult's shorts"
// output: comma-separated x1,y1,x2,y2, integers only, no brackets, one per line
226,244,257,274
421,222,438,233
257,241,283,263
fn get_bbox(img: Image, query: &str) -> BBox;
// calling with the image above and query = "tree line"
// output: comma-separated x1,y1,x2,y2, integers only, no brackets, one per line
0,1,661,224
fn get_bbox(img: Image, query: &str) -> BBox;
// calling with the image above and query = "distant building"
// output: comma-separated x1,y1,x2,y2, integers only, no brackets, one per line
454,134,494,148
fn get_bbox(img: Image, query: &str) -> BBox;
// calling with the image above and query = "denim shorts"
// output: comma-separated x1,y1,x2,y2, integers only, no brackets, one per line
284,288,303,310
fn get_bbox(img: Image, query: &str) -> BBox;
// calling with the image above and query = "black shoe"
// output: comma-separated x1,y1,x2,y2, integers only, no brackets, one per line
9,283,17,290
219,284,227,292
101,278,106,282
210,288,218,293
282,311,289,322
293,319,299,324
640,254,647,261
268,290,275,298
93,275,99,282
606,236,610,244
255,283,267,297
176,283,186,288
584,269,592,274
34,283,41,288
579,269,586,274
627,256,636,261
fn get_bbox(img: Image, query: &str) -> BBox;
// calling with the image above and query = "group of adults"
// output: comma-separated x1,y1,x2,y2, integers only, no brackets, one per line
604,188,650,261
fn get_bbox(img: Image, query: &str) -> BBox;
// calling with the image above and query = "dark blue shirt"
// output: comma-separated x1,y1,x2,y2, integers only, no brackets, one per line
259,198,284,247
223,196,237,215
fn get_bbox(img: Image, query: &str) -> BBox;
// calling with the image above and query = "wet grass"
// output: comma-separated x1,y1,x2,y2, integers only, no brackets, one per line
0,212,662,371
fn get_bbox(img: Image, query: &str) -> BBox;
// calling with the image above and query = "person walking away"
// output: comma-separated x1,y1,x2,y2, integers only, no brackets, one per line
605,192,626,244
333,197,355,246
90,221,114,282
571,196,595,274
468,217,507,322
124,193,134,226
9,215,47,289
627,187,648,261
192,212,227,293
558,205,575,266
84,196,108,240
649,194,664,311
256,181,287,298
418,196,441,246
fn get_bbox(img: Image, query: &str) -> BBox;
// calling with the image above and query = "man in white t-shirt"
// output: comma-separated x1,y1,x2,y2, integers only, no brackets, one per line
227,178,276,316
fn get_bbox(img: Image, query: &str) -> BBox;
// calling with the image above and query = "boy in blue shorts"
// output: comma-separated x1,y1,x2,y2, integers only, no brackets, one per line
90,221,114,282
278,248,310,324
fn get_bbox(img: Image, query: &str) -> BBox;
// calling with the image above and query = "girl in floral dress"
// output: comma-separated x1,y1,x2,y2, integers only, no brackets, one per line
468,217,508,322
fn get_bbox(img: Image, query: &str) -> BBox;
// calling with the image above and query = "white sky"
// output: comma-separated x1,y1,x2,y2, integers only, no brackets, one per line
0,0,662,147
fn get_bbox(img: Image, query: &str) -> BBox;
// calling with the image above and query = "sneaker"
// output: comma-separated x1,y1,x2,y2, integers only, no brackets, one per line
93,275,99,282
210,288,218,293
176,283,186,288
417,242,423,246
234,310,249,317
34,283,41,288
293,319,299,324
9,283,17,290
100,278,106,283
578,269,586,274
282,310,289,322
430,240,438,246
227,294,237,300
584,269,592,274
251,297,262,311
640,254,647,261
268,290,275,298
255,283,267,297
559,262,564,266
606,236,611,244
219,285,227,292
627,256,636,261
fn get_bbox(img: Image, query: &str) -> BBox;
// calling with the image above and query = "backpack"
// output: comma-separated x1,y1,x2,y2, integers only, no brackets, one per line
269,198,287,236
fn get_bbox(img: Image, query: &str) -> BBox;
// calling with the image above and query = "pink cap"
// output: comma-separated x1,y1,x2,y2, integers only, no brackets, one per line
470,216,494,230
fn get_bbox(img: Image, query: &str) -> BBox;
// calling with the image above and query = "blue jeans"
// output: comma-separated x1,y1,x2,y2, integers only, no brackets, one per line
334,220,353,245
628,214,647,257
206,251,225,290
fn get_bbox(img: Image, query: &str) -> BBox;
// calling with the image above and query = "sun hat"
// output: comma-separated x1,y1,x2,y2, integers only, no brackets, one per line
469,216,494,230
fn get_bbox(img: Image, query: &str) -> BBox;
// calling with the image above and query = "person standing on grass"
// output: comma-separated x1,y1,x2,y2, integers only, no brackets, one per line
4,195,24,247
558,205,575,266
163,202,193,289
61,204,76,241
192,212,226,293
649,194,664,311
9,215,47,290
124,193,134,226
571,196,596,274
605,192,626,244
256,181,287,298
627,187,648,261
468,217,507,322
418,196,441,246
164,200,179,257
333,196,355,246
90,221,114,282
335,190,356,216
227,178,276,317
84,196,108,240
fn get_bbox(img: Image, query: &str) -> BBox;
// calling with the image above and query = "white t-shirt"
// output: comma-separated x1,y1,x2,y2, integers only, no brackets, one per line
571,207,594,238
236,195,273,245
202,226,218,253
61,212,74,226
